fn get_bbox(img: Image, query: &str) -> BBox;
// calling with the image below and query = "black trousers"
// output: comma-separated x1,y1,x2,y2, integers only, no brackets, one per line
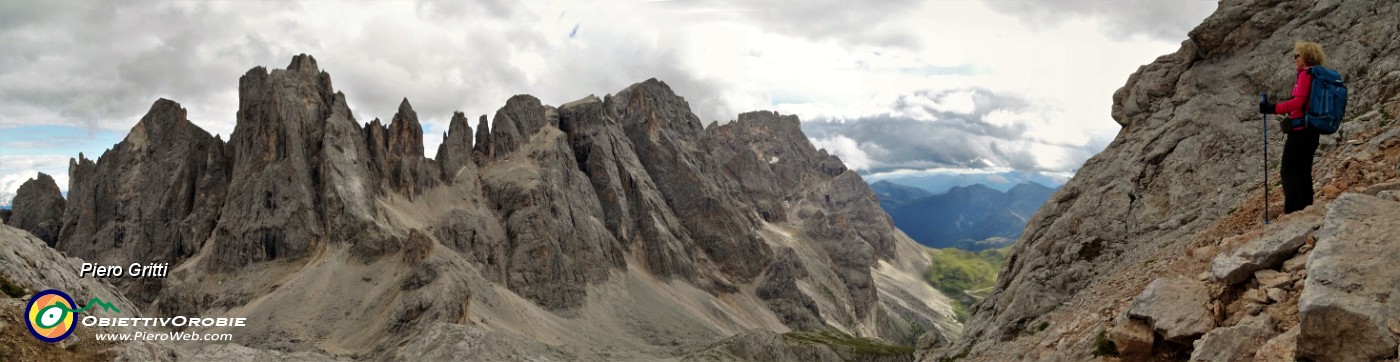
1280,126,1319,213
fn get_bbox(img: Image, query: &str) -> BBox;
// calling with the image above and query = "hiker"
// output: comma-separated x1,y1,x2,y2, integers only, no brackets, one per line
1259,41,1326,213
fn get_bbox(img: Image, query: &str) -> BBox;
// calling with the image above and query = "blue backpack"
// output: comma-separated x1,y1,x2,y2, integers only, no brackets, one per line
1305,66,1347,134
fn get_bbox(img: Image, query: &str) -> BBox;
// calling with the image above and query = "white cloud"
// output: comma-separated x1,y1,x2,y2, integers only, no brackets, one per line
984,0,1217,42
0,0,1215,183
810,135,874,171
0,155,71,202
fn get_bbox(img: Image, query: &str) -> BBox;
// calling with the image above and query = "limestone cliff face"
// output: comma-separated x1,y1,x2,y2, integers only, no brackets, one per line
941,0,1400,360
56,99,228,304
33,55,954,359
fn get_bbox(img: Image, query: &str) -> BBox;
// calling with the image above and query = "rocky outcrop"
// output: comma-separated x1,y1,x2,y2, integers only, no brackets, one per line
709,110,897,318
471,115,493,164
488,95,556,159
434,111,474,181
478,104,623,310
362,99,442,197
1210,217,1316,285
209,54,341,268
756,247,823,330
1254,325,1298,361
614,81,774,284
6,172,66,246
57,99,229,303
0,224,137,314
383,99,440,195
1188,314,1275,362
946,0,1400,357
947,0,1400,359
1298,193,1400,361
557,94,706,282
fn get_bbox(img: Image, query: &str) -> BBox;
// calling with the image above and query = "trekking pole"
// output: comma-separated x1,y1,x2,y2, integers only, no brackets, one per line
1261,93,1270,225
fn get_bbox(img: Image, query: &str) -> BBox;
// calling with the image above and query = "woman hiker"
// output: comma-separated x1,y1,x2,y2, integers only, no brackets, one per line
1259,41,1326,214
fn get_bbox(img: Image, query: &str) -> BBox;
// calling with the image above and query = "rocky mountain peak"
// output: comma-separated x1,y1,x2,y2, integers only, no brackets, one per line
125,98,188,150
612,77,705,137
286,52,321,75
435,111,475,181
6,172,65,246
488,94,554,159
1004,182,1052,200
388,97,424,157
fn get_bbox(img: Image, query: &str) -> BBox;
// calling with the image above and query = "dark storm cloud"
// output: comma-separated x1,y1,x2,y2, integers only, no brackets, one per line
985,0,1217,42
801,88,1102,174
0,1,297,135
0,0,739,140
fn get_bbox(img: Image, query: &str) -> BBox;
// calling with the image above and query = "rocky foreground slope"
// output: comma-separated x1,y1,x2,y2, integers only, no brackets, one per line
3,55,955,360
931,0,1400,360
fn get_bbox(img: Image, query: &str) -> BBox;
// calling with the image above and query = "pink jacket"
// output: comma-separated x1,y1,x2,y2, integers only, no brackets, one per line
1275,66,1312,119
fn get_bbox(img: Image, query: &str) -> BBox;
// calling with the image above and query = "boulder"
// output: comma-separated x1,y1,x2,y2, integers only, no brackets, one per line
6,172,65,246
1253,325,1298,362
1298,193,1400,361
1127,276,1216,344
1211,217,1317,285
1253,269,1290,290
1107,315,1155,358
1189,315,1275,362
1379,190,1400,203
1362,181,1400,196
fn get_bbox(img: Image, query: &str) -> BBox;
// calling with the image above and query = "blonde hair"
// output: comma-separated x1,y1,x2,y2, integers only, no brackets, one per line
1295,41,1326,66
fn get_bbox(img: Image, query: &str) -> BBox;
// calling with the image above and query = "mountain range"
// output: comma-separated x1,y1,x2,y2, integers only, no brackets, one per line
871,180,1054,250
864,170,1066,195
0,55,955,361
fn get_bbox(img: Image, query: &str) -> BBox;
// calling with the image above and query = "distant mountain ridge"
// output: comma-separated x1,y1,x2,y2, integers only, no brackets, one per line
876,181,1055,250
865,170,1066,195
869,180,932,209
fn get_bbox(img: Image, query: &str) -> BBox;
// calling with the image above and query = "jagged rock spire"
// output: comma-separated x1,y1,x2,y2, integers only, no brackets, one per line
7,172,65,246
436,111,474,181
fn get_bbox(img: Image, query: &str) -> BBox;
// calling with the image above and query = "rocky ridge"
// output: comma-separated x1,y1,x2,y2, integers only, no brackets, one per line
5,54,955,360
935,0,1400,360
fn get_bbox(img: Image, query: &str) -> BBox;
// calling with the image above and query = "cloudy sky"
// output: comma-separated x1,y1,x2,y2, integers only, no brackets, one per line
0,0,1216,203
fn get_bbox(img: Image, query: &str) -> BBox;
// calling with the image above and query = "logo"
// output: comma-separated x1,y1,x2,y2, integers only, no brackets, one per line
24,289,120,343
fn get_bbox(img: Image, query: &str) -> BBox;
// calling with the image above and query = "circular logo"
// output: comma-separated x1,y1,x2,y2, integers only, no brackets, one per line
25,289,77,343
